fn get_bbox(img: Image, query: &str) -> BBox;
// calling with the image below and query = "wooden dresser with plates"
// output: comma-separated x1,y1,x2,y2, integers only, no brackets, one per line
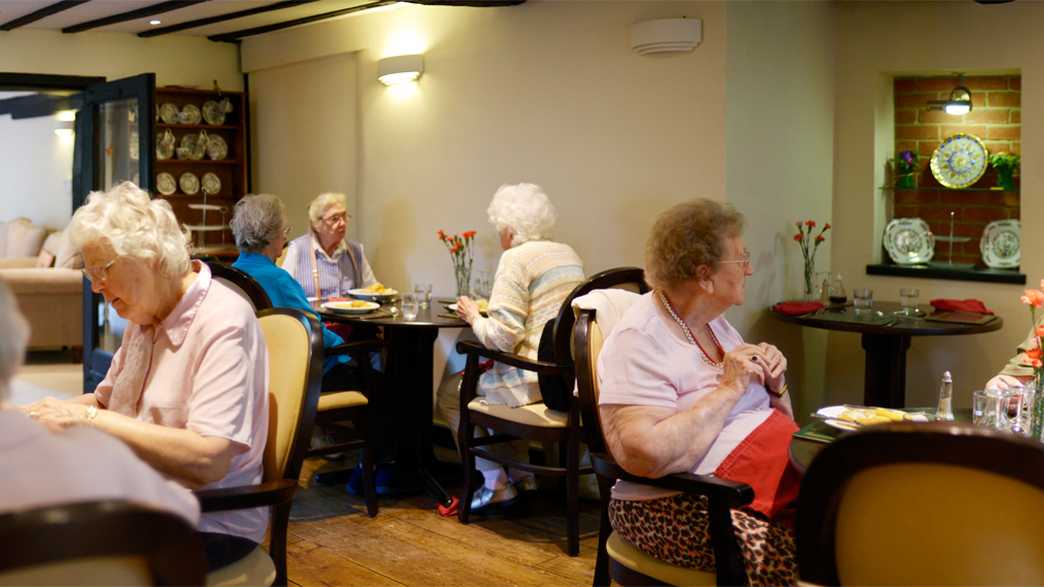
153,85,246,261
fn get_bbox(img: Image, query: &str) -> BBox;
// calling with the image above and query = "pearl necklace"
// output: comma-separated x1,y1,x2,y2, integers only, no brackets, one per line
656,290,723,368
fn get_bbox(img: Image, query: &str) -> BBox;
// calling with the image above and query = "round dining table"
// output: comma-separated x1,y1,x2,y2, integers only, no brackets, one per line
315,300,467,508
771,301,1002,408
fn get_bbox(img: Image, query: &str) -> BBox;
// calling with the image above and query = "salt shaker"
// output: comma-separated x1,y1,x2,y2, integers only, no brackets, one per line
936,371,954,421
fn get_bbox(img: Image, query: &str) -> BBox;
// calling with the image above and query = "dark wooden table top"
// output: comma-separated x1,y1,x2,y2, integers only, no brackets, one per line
313,301,468,329
771,301,1003,337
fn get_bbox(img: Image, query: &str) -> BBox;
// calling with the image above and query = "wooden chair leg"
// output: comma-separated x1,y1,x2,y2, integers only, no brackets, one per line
458,412,476,525
593,478,612,587
566,434,580,557
359,407,378,517
271,500,291,587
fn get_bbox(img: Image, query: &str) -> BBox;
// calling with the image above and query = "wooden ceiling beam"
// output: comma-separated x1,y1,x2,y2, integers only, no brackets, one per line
0,0,90,31
137,0,317,38
207,0,394,43
63,0,211,34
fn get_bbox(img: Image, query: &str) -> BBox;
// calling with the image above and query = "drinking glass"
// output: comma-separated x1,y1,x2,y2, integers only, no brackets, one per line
971,390,993,426
413,283,432,309
996,387,1025,434
827,274,846,306
401,293,419,321
852,287,873,310
899,287,920,316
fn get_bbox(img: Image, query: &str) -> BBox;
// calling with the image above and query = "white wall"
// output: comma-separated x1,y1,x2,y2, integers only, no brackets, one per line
832,1,1040,408
0,29,241,228
725,2,836,420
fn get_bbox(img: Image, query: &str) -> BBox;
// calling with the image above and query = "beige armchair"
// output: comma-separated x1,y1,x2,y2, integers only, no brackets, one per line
0,218,83,350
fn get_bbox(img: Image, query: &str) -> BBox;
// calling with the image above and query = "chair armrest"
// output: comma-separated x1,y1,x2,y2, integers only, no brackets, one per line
455,339,561,374
591,452,754,507
1,268,84,294
326,339,383,357
0,258,37,269
195,479,297,513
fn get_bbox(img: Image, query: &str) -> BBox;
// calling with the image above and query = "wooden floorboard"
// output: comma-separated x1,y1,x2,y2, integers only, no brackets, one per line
287,457,597,586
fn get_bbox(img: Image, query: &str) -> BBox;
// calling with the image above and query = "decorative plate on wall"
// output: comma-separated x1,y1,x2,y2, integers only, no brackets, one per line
980,219,1020,269
179,172,200,195
156,172,176,196
883,218,935,265
930,133,988,189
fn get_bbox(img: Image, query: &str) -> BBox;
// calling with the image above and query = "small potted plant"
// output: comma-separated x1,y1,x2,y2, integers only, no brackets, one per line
990,152,1020,191
893,150,919,190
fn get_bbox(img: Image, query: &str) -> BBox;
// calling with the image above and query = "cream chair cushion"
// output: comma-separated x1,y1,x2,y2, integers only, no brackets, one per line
258,312,311,482
206,546,276,587
836,462,1044,585
606,531,715,586
318,390,368,411
0,557,149,586
467,398,567,427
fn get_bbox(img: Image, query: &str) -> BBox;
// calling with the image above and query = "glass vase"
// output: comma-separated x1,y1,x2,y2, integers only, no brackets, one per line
454,264,472,298
1033,377,1044,442
802,261,816,301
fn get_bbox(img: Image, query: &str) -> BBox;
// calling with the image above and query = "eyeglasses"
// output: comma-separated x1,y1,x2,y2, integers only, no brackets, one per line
720,250,752,268
282,223,293,237
321,212,349,226
82,258,116,283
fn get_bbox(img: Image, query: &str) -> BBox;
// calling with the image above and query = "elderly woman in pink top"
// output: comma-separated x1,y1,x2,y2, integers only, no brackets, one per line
0,278,199,526
23,182,268,572
598,199,799,585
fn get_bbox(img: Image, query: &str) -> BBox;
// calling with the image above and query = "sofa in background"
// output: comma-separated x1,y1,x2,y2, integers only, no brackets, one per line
0,218,83,351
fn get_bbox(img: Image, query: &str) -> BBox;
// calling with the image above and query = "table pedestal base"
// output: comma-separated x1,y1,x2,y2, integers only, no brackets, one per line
861,333,910,408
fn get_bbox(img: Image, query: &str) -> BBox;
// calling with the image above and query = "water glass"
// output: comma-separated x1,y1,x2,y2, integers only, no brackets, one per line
997,387,1026,434
852,287,873,310
972,390,994,426
401,293,419,321
413,283,432,309
899,287,920,315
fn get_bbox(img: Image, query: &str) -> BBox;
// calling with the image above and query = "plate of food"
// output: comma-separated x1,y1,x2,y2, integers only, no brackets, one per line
322,300,380,314
815,405,930,430
348,282,399,302
445,299,490,315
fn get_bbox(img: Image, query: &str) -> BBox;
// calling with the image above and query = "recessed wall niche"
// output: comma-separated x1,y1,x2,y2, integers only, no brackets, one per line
891,74,1020,267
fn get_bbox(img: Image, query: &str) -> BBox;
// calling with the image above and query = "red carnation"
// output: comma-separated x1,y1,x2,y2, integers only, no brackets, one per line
437,229,447,241
815,235,825,243
805,220,816,228
823,223,832,231
793,233,802,242
462,230,477,239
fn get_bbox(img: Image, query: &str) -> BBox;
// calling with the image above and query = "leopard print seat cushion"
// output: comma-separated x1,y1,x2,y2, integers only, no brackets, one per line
608,494,797,586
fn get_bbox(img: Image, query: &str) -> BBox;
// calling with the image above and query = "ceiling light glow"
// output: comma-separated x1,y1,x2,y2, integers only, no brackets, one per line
149,19,161,25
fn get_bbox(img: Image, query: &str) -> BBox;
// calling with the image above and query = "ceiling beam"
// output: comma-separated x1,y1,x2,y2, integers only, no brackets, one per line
0,73,104,91
0,93,82,120
0,0,90,31
62,0,211,34
207,0,394,43
137,0,317,38
404,0,523,6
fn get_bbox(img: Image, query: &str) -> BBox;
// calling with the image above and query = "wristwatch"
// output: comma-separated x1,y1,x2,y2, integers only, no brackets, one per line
85,405,98,425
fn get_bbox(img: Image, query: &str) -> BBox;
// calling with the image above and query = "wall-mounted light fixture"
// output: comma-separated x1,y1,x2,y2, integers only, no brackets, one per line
54,120,74,141
378,54,424,86
928,75,973,115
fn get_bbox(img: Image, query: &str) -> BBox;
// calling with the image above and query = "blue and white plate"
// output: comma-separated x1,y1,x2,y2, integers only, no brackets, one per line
930,133,988,189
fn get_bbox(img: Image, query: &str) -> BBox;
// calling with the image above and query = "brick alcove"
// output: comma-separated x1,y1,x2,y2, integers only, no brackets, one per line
881,75,1021,278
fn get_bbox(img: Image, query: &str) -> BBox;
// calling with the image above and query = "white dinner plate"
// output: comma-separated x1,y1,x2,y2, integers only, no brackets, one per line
816,405,929,430
980,219,1020,269
322,300,380,314
348,287,399,302
445,302,488,316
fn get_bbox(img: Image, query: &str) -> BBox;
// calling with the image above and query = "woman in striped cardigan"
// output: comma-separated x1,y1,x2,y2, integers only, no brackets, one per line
442,182,585,510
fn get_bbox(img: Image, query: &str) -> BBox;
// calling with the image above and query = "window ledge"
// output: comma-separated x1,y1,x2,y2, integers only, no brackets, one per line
866,263,1025,285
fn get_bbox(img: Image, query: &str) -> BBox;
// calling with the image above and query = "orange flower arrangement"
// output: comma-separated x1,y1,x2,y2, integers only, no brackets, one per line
438,229,476,297
1019,280,1044,439
793,219,831,300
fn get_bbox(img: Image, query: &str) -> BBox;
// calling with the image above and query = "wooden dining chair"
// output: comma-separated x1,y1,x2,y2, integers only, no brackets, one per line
0,499,206,586
571,274,754,586
207,260,380,516
797,421,1044,586
455,267,649,556
199,308,323,587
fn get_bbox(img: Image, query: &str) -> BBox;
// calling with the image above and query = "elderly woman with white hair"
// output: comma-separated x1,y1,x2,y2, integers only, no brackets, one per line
0,278,199,526
282,192,378,300
438,182,585,510
22,182,268,571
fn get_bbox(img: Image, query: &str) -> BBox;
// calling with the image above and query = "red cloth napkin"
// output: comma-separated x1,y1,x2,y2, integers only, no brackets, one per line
772,301,824,316
929,298,994,314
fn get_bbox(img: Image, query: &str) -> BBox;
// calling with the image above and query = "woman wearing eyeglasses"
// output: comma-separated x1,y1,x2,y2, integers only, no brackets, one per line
597,199,798,585
22,182,268,572
282,192,378,300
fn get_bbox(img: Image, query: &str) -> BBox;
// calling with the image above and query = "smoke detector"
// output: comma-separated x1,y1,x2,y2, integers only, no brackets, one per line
630,18,702,56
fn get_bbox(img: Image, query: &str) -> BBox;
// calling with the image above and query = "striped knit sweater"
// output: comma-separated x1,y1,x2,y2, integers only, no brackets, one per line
472,240,585,407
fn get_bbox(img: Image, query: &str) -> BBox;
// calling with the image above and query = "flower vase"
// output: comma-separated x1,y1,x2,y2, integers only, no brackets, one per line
996,169,1015,191
802,262,816,302
896,174,916,190
1033,377,1044,442
454,265,472,298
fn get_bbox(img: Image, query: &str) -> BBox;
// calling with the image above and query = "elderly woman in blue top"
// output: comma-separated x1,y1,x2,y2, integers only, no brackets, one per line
229,194,349,376
282,192,378,300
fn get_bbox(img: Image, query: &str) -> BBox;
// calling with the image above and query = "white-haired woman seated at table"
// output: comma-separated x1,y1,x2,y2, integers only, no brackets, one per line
437,182,585,510
22,182,268,571
0,278,199,525
282,192,379,300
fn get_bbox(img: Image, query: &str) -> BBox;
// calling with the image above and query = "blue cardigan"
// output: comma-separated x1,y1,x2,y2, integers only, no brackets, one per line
233,251,348,372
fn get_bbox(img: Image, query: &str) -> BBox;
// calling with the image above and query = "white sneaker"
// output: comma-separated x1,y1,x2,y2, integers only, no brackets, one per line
470,484,518,511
